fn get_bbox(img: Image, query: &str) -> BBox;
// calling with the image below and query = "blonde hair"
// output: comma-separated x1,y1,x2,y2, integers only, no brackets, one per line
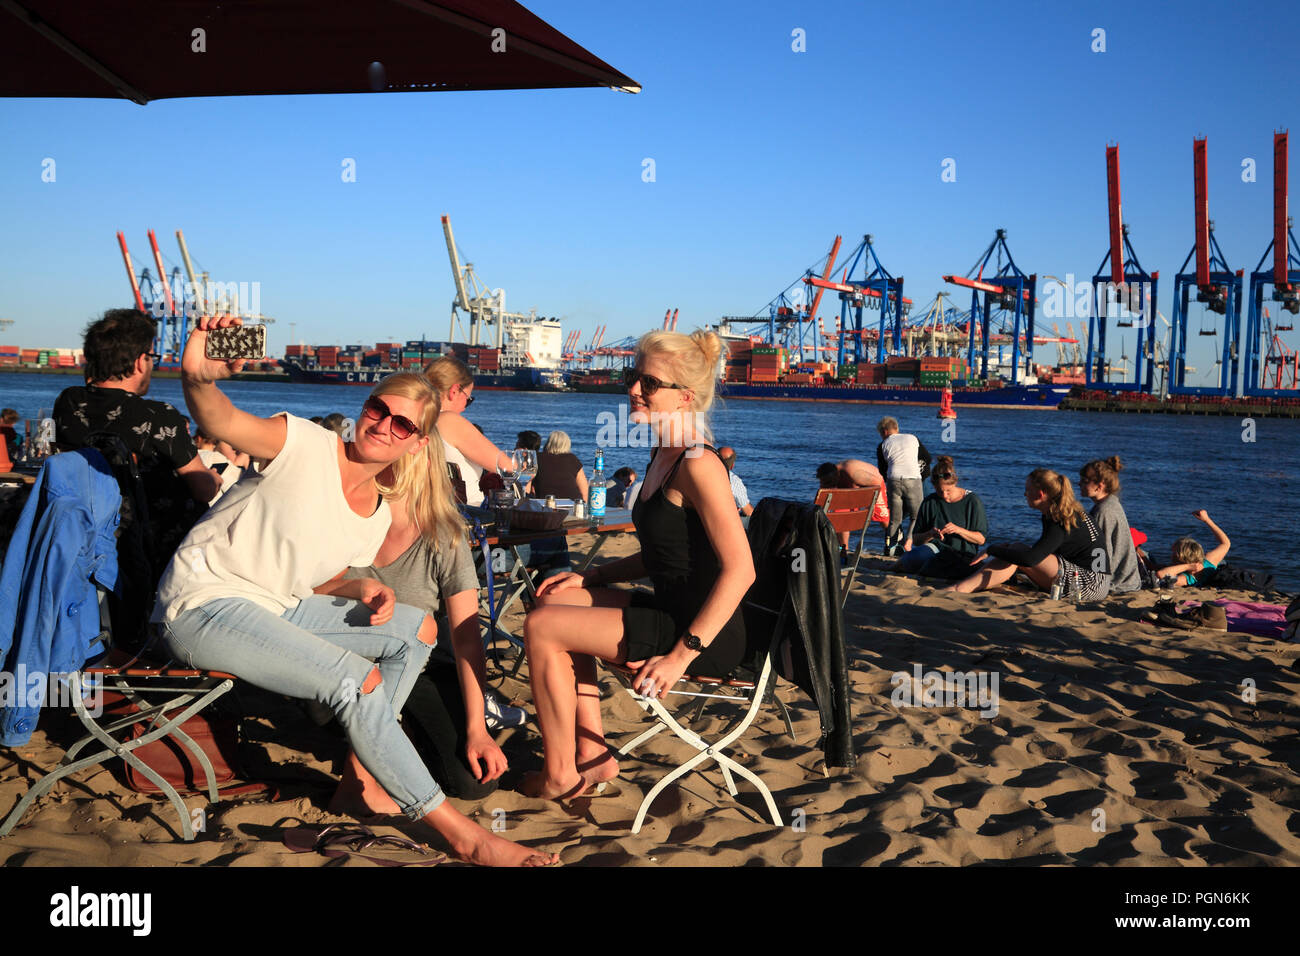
1028,467,1083,532
877,416,899,436
423,355,473,401
544,430,571,454
1080,455,1123,495
1172,537,1204,567
368,372,465,550
634,328,724,444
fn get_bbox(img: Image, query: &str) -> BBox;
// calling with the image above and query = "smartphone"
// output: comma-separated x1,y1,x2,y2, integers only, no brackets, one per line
204,324,267,360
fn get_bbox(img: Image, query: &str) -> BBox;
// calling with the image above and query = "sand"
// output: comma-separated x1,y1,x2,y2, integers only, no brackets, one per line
2,535,1298,867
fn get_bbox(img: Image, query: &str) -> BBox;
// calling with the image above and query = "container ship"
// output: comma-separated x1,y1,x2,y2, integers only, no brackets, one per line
280,326,566,391
716,343,1074,408
567,340,1077,407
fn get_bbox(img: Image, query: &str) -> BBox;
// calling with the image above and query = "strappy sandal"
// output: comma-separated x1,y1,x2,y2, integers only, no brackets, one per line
284,823,447,867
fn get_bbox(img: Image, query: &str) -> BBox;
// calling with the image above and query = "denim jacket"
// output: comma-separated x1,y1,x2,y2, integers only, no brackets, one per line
0,450,121,746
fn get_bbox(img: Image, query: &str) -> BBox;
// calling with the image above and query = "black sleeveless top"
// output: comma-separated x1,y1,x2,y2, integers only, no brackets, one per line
631,444,746,647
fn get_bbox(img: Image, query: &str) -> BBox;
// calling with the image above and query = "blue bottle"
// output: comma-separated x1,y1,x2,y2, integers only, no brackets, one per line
589,449,606,527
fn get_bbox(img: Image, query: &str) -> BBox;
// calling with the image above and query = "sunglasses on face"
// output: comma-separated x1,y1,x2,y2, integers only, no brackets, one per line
147,352,163,364
455,385,475,408
361,396,421,440
625,369,687,397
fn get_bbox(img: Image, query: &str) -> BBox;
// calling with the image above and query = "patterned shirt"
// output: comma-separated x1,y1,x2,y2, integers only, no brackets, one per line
53,384,203,564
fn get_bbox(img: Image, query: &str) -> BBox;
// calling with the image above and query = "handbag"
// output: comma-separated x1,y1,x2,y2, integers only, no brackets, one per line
104,692,266,797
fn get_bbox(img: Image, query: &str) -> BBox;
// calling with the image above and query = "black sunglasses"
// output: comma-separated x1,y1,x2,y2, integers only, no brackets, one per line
625,368,688,397
456,384,475,408
361,396,421,440
933,471,955,481
147,351,163,364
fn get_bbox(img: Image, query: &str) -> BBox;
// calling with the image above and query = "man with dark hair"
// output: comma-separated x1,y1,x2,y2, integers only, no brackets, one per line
54,309,219,566
605,466,637,508
515,430,541,451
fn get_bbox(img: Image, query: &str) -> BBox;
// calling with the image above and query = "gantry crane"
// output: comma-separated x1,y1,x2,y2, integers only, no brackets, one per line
1169,138,1244,396
1244,131,1300,397
804,234,909,366
1088,145,1159,392
943,229,1037,384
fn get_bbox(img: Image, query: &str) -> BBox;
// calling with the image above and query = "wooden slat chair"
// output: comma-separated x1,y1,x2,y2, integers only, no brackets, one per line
0,604,237,842
1,446,240,842
813,486,880,607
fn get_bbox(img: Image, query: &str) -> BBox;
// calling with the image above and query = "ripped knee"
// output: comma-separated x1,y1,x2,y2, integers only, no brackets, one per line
361,665,382,695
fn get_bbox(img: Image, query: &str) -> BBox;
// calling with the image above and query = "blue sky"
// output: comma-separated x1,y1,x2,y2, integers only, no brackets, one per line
1,0,1297,386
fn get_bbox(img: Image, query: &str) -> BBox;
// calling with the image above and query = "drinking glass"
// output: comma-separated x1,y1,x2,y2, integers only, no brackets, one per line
497,454,521,501
489,489,514,533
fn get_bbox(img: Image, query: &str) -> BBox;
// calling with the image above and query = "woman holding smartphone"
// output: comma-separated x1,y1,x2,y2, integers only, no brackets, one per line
154,316,556,866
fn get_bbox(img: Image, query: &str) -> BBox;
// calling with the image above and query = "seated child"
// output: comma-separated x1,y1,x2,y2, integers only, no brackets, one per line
1154,509,1231,587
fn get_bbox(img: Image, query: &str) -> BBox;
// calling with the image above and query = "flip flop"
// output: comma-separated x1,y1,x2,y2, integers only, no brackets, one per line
283,823,446,867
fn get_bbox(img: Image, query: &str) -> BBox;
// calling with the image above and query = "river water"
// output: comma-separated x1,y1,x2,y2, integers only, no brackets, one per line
4,371,1297,593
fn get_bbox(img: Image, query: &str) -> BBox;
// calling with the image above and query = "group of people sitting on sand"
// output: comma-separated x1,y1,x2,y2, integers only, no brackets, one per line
25,308,750,866
817,415,1231,603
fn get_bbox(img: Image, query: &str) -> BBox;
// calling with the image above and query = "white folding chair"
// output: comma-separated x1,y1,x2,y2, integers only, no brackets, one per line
605,606,788,834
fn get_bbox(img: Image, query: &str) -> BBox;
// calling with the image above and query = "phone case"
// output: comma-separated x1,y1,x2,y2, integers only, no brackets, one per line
204,325,267,360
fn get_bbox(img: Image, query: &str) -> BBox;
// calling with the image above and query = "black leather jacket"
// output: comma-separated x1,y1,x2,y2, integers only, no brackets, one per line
746,498,855,769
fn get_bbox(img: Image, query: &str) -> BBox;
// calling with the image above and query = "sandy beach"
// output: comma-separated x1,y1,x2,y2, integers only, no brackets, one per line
2,533,1297,867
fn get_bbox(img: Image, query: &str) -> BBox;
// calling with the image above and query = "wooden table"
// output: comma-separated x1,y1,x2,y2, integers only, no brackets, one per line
0,471,37,485
480,508,636,671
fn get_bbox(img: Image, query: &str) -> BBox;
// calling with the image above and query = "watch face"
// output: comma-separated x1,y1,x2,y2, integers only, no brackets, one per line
685,633,702,650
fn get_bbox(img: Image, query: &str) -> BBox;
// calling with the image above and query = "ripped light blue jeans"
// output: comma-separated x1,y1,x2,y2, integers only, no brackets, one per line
159,594,443,819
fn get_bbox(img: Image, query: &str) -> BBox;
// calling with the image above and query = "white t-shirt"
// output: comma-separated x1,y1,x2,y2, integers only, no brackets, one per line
442,436,485,507
154,413,391,622
880,432,923,481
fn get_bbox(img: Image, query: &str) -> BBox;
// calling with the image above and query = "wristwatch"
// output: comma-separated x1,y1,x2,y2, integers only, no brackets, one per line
682,632,704,653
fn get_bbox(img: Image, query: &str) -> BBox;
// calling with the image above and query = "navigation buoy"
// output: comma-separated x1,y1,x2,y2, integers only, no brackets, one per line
938,386,957,419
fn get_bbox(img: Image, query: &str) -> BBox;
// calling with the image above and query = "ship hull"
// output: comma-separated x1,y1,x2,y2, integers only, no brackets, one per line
280,360,564,390
718,381,1070,408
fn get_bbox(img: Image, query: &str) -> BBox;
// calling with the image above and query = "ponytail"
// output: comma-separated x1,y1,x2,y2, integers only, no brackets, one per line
1029,467,1083,532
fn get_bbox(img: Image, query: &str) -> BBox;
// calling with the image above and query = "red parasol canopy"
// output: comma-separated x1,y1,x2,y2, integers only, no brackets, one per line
0,0,640,103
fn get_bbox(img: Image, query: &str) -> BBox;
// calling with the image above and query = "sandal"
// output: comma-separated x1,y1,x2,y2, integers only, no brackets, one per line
284,823,447,867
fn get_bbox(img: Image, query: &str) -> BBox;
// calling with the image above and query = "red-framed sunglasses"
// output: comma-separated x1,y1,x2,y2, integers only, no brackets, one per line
361,396,422,440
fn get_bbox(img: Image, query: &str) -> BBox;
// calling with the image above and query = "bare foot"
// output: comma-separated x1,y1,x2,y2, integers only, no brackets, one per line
576,751,619,789
425,802,558,867
520,770,594,801
452,830,560,867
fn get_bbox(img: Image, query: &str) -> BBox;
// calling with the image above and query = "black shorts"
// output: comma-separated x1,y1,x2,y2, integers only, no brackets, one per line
621,592,746,678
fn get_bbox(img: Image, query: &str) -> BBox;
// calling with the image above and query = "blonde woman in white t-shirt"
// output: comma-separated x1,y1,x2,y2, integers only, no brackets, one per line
155,316,556,867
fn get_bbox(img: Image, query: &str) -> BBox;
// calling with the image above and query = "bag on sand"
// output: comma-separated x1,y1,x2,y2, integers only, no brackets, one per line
100,693,267,797
1199,562,1276,593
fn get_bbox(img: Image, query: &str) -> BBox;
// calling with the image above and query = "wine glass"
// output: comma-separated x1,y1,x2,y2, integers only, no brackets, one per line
497,452,521,500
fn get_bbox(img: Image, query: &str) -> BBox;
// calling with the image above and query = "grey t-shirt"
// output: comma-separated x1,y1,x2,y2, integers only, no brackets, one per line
346,526,479,662
1090,494,1142,593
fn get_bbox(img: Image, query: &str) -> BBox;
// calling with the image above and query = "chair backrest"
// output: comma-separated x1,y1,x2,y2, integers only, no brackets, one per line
80,433,157,653
812,486,876,536
741,497,842,668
